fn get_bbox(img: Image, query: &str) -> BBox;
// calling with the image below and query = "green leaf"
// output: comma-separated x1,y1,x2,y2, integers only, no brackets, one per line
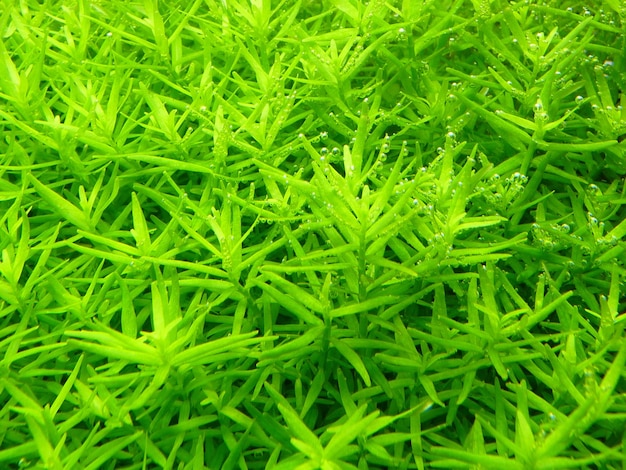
27,174,93,232
131,192,152,255
254,278,323,325
277,403,323,458
331,338,371,386
323,405,378,460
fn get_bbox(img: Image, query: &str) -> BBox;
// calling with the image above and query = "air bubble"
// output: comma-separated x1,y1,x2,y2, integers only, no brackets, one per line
320,131,328,141
575,95,584,103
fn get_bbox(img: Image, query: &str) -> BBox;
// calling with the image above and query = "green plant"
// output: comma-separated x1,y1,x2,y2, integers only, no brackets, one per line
1,0,625,469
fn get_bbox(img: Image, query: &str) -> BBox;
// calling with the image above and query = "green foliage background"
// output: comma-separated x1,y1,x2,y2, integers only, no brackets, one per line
1,0,626,468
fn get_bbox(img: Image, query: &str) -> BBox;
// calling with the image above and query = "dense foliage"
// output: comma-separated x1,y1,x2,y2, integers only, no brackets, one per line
1,0,625,468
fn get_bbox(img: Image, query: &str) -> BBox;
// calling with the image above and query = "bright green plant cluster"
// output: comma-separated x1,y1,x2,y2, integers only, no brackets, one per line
1,0,626,468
